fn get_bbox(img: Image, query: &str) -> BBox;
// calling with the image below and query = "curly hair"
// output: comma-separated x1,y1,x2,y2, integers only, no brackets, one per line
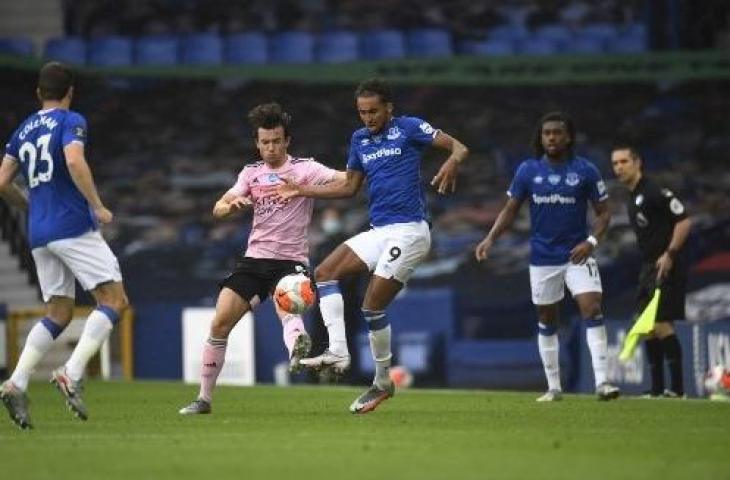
531,111,575,157
247,102,291,138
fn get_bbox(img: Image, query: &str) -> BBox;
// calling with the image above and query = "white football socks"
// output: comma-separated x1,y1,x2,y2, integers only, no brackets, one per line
10,318,62,391
65,307,117,381
586,319,609,387
538,323,561,392
316,281,348,356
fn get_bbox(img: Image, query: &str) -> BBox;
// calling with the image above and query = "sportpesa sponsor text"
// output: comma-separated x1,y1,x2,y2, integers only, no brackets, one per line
531,193,577,205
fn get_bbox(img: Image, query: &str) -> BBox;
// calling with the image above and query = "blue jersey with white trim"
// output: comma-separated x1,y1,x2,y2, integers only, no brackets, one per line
346,116,437,226
4,108,96,248
508,155,608,266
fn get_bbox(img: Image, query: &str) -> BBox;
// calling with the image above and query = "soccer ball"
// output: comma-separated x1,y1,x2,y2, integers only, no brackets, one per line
703,364,730,394
274,273,315,315
389,365,414,388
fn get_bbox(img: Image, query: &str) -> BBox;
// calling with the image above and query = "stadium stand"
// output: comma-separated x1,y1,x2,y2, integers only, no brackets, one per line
224,32,269,65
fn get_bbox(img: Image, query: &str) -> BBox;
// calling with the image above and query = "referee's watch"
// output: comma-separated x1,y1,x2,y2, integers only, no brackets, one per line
586,235,598,248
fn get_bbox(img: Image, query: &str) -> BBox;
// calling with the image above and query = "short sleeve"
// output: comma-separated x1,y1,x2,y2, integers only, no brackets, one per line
659,187,688,222
507,162,530,200
4,128,20,159
226,168,250,197
62,112,88,147
346,135,363,171
402,116,439,147
304,159,337,185
586,163,609,202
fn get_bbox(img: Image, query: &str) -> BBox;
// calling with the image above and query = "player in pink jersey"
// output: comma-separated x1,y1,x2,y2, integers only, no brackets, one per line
179,103,345,415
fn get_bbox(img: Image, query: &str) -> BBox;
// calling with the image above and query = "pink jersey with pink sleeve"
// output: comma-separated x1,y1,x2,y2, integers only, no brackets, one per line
227,155,336,263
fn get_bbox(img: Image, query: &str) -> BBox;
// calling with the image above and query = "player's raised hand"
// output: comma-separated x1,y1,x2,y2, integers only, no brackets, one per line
94,205,113,224
569,241,593,264
431,157,460,195
475,237,493,262
275,177,301,200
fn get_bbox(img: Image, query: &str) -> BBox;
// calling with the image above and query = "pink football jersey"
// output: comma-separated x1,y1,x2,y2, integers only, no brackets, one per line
227,155,337,263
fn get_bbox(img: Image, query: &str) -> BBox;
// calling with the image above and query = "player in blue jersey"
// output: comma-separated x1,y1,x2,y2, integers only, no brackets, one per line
277,78,469,413
475,112,619,402
0,62,128,429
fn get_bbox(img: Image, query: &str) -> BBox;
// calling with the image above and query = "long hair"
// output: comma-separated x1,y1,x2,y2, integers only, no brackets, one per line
247,102,292,138
531,111,575,157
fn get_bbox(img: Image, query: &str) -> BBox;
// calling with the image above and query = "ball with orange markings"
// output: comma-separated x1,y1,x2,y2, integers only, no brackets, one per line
274,273,316,315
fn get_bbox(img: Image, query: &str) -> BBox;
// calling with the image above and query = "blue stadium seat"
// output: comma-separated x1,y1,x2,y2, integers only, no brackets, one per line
624,23,648,40
518,38,558,56
487,24,529,42
224,32,268,64
535,23,573,48
0,37,34,57
579,23,619,43
44,37,86,65
181,33,223,65
361,29,405,60
406,28,452,58
458,38,515,56
316,31,359,63
270,31,314,64
88,36,133,66
610,35,648,53
564,36,604,54
135,35,178,66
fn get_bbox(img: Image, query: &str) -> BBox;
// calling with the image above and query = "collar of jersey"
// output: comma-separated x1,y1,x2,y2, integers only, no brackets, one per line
264,154,292,172
38,107,60,115
367,118,396,138
540,154,575,168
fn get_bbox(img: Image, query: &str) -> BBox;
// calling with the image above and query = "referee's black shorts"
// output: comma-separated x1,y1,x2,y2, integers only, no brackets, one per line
636,259,687,323
220,255,310,305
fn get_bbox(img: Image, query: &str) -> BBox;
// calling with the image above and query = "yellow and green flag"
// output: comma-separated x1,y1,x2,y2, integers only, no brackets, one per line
619,288,661,362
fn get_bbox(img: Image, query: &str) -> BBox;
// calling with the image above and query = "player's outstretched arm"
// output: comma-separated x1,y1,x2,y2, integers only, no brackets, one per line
475,196,522,262
569,199,611,264
277,169,363,200
64,143,113,224
430,131,469,195
0,155,28,210
212,191,252,219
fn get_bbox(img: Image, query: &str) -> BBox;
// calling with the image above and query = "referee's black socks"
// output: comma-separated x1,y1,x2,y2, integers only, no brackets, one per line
661,334,684,396
644,338,664,395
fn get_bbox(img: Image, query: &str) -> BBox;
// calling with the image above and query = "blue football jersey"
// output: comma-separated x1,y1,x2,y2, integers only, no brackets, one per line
4,108,96,248
347,116,437,226
508,156,608,266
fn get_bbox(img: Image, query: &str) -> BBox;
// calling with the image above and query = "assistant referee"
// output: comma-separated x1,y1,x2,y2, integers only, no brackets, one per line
611,144,692,397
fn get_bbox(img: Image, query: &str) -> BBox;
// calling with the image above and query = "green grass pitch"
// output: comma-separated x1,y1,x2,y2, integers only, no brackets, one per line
1,381,727,480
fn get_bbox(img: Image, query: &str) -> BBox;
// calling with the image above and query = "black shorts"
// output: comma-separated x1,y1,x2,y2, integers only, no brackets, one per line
220,256,310,306
636,259,687,323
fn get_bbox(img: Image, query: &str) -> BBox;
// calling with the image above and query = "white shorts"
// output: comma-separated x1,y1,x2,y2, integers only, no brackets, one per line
529,257,602,305
345,220,431,284
32,230,123,302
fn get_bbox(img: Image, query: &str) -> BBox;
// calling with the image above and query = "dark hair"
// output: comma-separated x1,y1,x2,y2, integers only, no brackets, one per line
37,61,74,101
247,102,291,138
611,143,642,161
531,111,576,157
354,77,393,104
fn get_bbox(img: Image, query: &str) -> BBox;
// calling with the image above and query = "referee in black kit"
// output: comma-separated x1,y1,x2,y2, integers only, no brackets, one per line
611,145,692,397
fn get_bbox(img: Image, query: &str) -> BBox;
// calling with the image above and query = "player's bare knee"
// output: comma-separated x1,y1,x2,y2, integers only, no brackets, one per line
580,303,602,320
314,263,335,282
210,317,235,339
